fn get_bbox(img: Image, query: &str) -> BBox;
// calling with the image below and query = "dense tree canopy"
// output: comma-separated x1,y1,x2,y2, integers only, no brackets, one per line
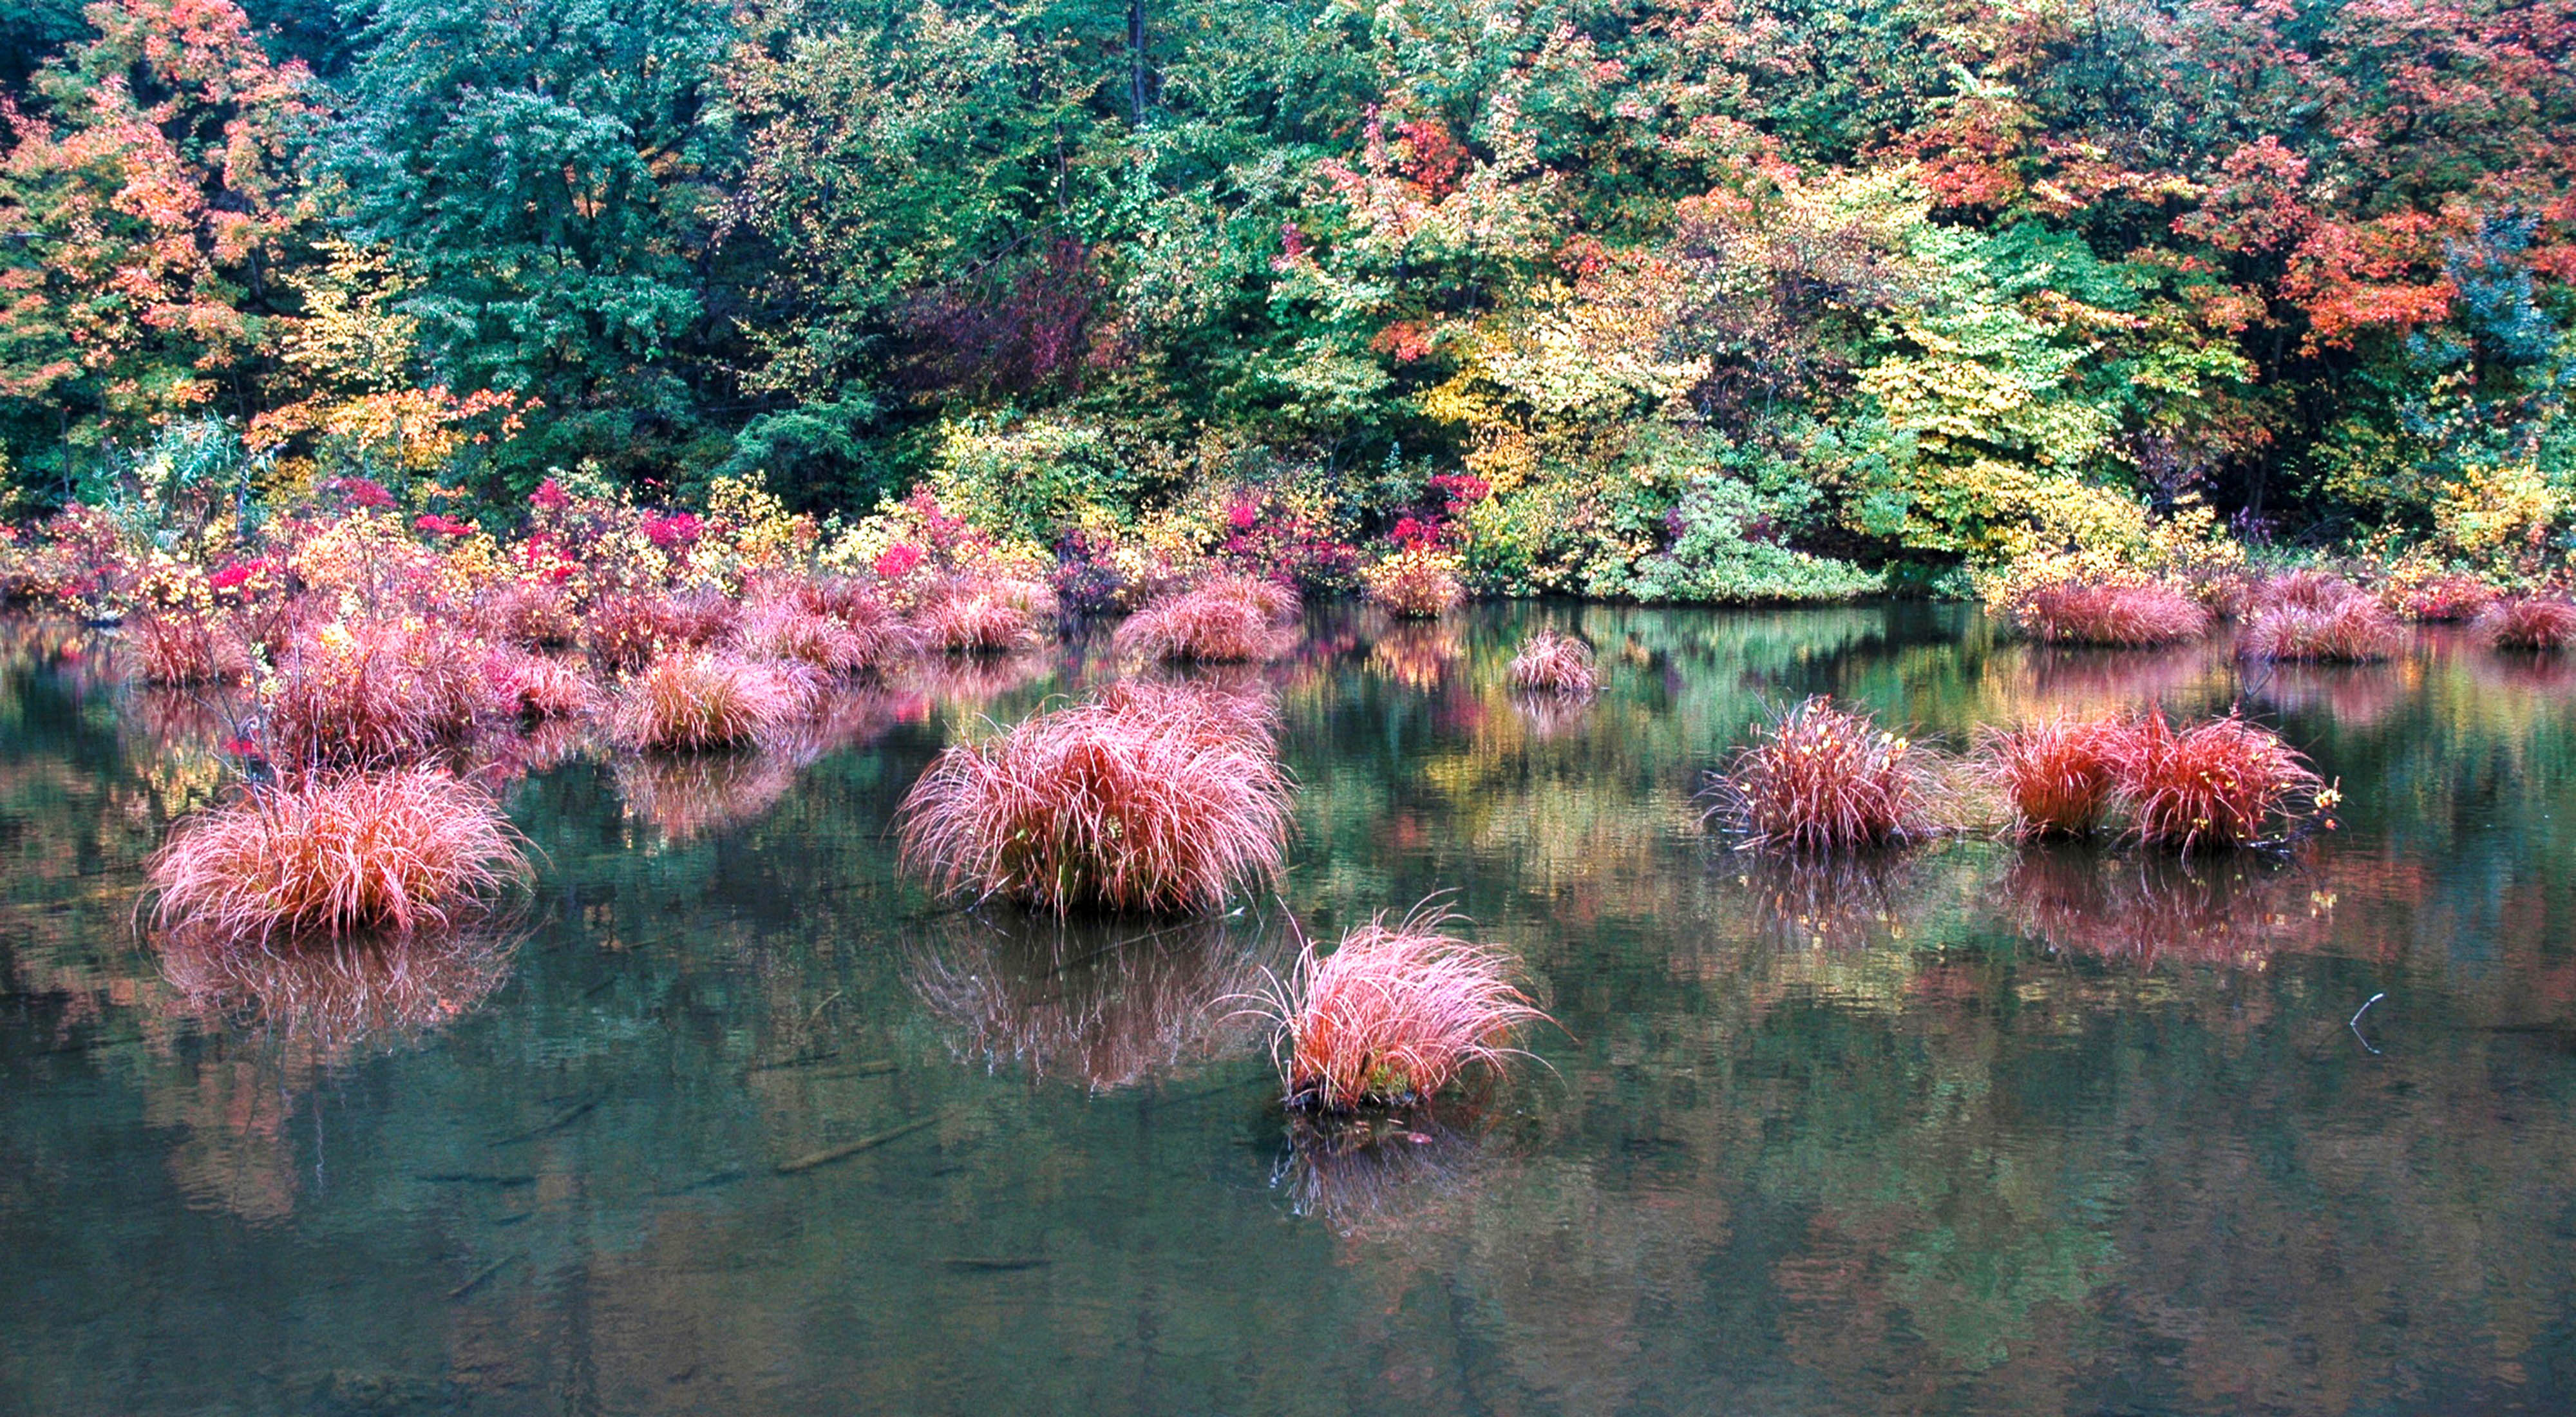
3,0,2570,593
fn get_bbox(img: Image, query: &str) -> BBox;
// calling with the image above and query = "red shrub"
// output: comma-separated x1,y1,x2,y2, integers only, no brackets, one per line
2237,598,2399,662
262,621,507,768
2112,710,2324,851
1255,903,1549,1112
611,651,817,751
896,680,1293,915
2012,582,2209,648
1113,576,1293,662
146,768,531,942
2385,572,2496,623
917,576,1056,652
2477,595,2576,652
1975,714,2133,838
1704,697,1947,850
1507,629,1597,695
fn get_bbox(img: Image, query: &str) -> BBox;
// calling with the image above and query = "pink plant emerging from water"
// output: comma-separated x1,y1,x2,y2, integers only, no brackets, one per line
1704,696,1947,850
1256,903,1549,1112
147,768,531,942
2013,582,2210,648
1974,714,2133,839
1508,628,1598,696
2477,595,2576,652
896,681,1293,915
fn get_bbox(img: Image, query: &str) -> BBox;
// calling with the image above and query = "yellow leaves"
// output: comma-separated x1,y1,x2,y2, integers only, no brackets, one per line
2432,462,2562,563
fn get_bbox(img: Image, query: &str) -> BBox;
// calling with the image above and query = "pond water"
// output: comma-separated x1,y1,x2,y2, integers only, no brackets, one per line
4,603,2574,1416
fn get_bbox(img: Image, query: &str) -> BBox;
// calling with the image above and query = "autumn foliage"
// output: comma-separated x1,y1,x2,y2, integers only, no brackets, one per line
2112,711,2326,853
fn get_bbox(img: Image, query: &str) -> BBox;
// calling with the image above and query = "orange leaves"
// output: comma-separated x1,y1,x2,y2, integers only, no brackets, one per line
0,0,310,423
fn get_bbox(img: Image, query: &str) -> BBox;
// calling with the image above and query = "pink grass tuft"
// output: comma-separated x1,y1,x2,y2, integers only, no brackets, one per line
146,768,531,942
896,680,1293,915
2012,582,2210,648
1114,576,1298,663
1704,696,1947,850
2237,597,2399,662
1975,714,2134,838
917,576,1056,653
2112,710,2325,851
2477,595,2576,652
261,620,506,768
611,650,817,751
1256,902,1549,1112
1506,628,1597,695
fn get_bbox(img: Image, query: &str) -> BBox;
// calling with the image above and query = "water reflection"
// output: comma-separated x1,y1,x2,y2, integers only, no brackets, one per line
153,923,524,1058
1998,847,2336,967
907,911,1277,1091
5,603,2576,1416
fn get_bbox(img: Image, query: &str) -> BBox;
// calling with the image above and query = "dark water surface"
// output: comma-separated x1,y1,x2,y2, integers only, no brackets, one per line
5,604,2574,1416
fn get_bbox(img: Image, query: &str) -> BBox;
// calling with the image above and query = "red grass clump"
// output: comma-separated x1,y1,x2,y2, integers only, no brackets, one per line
737,576,914,675
128,609,253,685
147,768,531,942
2112,710,2324,851
918,576,1055,652
1258,903,1549,1112
468,580,579,648
262,620,505,767
1704,696,1947,850
896,680,1293,915
2237,597,2399,662
2012,582,2210,648
1507,628,1597,695
2255,569,2364,611
611,650,816,750
582,591,740,673
482,648,600,720
1975,714,2133,838
1114,576,1296,663
2477,595,2576,652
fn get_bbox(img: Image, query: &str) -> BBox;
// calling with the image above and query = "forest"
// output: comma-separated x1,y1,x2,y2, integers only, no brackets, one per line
1,0,2572,604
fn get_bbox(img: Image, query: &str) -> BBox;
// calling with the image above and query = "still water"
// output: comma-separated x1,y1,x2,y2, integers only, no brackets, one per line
3,604,2572,1416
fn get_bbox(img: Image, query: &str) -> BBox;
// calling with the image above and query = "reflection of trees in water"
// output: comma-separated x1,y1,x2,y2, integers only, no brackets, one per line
153,922,524,1060
1365,620,1463,692
907,911,1278,1091
2000,848,2336,967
